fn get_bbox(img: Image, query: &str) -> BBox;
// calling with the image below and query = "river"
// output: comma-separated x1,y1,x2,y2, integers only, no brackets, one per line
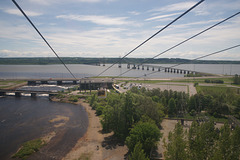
0,64,239,79
0,96,88,160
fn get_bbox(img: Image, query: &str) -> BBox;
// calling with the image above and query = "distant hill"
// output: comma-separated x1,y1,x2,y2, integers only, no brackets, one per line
0,57,239,65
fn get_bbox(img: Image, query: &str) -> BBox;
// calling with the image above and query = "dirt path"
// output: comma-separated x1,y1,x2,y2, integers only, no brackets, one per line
63,100,127,160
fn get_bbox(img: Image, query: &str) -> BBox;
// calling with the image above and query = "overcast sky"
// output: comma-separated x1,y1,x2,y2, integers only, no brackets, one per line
0,0,240,60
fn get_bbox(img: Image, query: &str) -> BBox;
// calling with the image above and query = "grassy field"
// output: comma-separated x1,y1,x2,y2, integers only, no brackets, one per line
0,80,27,89
117,76,234,84
196,85,240,95
12,139,45,160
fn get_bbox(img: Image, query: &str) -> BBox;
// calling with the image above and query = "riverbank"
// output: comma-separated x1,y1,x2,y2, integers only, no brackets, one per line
63,98,127,160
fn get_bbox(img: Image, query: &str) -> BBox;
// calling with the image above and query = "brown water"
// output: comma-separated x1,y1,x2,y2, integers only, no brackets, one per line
0,96,88,160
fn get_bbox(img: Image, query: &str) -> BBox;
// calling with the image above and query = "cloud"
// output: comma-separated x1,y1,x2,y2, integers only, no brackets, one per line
145,12,181,21
150,1,197,13
128,11,140,16
56,14,132,26
3,8,42,16
27,0,112,5
0,49,51,57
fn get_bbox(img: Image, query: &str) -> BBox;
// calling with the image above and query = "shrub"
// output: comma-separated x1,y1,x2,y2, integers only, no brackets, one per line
205,79,211,83
12,139,45,160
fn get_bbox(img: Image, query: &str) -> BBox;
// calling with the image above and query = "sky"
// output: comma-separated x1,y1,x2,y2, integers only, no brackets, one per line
0,0,240,60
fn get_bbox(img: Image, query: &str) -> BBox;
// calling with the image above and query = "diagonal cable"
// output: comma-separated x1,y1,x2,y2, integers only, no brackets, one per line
12,0,77,80
96,0,205,77
118,11,240,77
141,44,240,77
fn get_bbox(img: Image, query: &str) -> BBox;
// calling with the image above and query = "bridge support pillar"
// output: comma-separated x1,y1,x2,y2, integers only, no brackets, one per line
31,93,37,98
57,81,62,85
15,92,21,97
127,64,130,69
132,64,136,69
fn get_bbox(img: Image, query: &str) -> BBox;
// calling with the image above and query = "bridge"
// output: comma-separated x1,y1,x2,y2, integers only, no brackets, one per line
100,63,198,75
0,89,58,98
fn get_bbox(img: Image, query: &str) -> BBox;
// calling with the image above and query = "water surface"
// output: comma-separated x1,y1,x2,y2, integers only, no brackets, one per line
0,96,88,160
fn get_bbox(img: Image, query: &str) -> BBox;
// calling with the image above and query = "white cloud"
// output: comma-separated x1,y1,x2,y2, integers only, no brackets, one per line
27,0,112,5
56,14,132,26
3,8,42,16
0,49,51,57
145,12,181,21
150,1,197,13
128,11,140,16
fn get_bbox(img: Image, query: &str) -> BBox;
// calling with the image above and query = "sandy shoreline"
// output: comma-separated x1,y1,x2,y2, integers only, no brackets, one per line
63,99,127,160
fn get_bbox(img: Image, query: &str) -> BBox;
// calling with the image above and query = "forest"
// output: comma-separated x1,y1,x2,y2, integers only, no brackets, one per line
88,84,240,159
0,57,240,65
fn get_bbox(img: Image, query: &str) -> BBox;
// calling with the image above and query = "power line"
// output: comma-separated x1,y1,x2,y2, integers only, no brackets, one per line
141,44,240,77
118,11,240,77
96,0,205,77
12,0,77,80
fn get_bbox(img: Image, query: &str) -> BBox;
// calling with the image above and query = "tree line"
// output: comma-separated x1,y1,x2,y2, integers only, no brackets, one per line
0,57,240,65
88,85,240,159
165,121,240,160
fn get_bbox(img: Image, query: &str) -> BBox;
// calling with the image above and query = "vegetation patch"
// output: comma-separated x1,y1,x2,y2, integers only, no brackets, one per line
77,152,93,160
12,139,45,160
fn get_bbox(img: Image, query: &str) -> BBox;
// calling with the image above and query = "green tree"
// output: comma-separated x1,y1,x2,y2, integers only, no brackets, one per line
211,123,231,160
188,96,197,113
168,98,176,117
129,142,150,160
233,74,239,84
229,126,240,160
188,121,218,160
164,122,187,160
126,122,162,156
89,93,98,106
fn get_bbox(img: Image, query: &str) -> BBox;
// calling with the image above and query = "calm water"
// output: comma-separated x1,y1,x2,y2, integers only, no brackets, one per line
0,64,239,79
0,97,88,160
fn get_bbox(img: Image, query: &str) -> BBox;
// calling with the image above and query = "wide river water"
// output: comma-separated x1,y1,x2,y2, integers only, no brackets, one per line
0,64,240,79
0,96,88,160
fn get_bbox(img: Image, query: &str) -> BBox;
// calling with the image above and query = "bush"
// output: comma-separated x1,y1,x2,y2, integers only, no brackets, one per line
12,139,45,160
96,105,104,115
68,95,78,102
205,79,211,83
205,79,224,84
